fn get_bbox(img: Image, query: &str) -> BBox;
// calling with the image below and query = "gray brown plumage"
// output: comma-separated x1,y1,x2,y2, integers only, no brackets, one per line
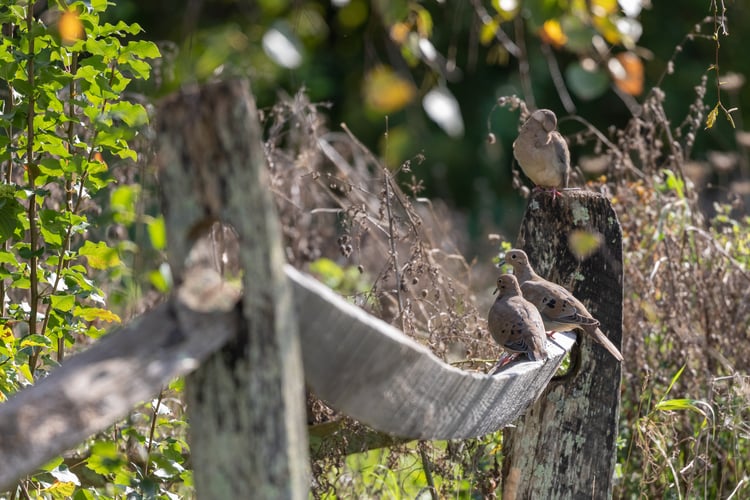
487,274,548,364
512,109,570,190
502,249,624,362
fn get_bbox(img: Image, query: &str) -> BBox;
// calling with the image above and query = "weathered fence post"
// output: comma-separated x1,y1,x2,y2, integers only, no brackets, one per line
501,190,623,499
157,80,309,498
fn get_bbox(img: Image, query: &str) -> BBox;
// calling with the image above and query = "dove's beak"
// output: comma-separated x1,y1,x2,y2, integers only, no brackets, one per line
492,285,499,295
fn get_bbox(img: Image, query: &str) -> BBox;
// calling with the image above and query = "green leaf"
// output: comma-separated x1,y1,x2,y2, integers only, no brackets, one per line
309,257,346,289
123,39,161,60
0,194,24,243
108,100,148,127
18,363,34,384
110,184,139,224
566,62,610,101
39,209,66,247
40,456,65,471
72,489,96,500
149,267,171,293
90,0,108,12
51,294,76,312
148,215,166,250
86,441,125,475
78,240,121,269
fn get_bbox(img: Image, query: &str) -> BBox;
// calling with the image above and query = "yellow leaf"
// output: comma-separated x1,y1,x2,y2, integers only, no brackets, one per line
19,363,34,384
706,105,719,129
592,14,622,45
590,0,618,16
539,19,567,48
389,22,410,44
414,6,433,37
43,480,76,499
363,66,416,114
74,306,122,323
0,325,13,345
480,19,499,46
568,229,603,260
59,10,84,45
611,52,644,96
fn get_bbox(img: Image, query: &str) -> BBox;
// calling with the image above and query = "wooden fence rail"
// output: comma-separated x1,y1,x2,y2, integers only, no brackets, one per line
0,80,621,498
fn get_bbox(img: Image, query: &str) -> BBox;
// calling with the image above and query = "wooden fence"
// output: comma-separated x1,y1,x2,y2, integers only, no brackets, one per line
0,80,622,499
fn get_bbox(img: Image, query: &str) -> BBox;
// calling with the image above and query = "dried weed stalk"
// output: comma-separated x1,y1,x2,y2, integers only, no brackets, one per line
262,91,491,366
261,91,500,496
565,79,750,497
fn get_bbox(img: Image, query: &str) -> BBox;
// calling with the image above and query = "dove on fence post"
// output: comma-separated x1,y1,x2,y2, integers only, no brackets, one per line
513,109,570,193
487,274,549,369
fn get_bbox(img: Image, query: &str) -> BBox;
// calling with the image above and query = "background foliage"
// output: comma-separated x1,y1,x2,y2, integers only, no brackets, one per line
1,0,749,498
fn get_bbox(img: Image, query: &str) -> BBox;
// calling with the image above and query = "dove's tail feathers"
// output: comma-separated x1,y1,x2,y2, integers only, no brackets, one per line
571,312,599,327
583,325,624,362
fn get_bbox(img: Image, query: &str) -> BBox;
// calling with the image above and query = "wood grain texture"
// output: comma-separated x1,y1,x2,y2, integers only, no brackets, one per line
287,265,576,440
156,80,309,499
0,301,239,492
501,190,623,500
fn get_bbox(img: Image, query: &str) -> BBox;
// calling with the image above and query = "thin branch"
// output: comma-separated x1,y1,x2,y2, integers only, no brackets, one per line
26,2,40,376
541,43,575,114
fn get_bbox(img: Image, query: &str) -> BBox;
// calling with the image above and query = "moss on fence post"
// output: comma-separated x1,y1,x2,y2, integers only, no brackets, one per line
501,190,623,499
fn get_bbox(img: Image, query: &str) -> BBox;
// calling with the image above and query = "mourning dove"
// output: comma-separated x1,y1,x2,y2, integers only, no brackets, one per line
512,109,570,192
502,249,624,362
487,274,549,367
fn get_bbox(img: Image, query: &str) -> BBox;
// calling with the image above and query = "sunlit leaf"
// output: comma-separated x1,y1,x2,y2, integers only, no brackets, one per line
414,6,433,37
363,65,416,113
59,10,85,45
389,22,410,44
43,480,77,499
86,441,125,475
262,21,303,69
539,19,567,48
79,240,121,269
74,306,121,323
40,456,65,471
592,11,622,44
705,104,719,129
147,215,167,251
423,86,464,138
310,257,346,289
20,334,52,348
51,294,76,312
610,52,644,96
568,230,603,260
18,362,34,383
480,18,500,46
0,325,14,346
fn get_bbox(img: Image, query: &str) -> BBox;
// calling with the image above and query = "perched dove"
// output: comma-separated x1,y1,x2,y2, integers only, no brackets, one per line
512,109,570,192
502,249,624,362
487,274,549,367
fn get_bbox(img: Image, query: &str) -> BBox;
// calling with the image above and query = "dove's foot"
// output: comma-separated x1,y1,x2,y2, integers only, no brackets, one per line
489,352,521,374
532,186,564,200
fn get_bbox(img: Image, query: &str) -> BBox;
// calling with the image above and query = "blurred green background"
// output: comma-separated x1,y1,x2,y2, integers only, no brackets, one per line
106,0,750,244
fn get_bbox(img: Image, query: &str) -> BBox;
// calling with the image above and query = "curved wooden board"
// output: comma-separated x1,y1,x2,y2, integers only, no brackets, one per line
286,265,576,440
